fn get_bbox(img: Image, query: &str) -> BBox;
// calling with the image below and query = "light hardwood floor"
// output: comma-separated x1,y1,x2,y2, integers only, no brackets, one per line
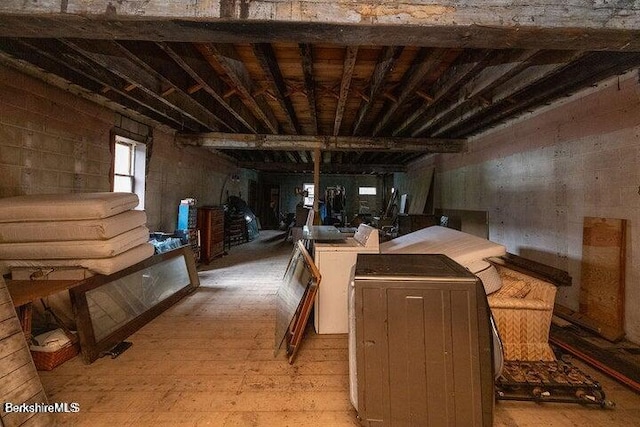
40,231,640,426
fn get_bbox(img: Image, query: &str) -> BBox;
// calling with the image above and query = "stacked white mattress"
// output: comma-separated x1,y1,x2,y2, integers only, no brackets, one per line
0,192,154,276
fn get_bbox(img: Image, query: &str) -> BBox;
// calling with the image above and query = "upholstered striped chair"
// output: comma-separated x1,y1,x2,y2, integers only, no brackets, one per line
487,265,558,361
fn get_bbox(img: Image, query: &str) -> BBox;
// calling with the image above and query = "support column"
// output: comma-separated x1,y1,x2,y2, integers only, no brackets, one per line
313,148,321,224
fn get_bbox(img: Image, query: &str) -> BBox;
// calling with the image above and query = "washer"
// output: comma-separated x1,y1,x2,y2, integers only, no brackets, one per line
312,224,379,334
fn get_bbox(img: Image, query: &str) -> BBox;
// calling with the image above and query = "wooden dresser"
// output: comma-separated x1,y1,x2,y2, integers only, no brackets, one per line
197,206,225,263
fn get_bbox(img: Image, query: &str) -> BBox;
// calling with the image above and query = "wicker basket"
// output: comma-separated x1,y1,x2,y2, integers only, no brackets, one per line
30,338,79,371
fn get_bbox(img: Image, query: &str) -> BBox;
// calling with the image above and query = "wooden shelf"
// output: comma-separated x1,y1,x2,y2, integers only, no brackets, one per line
198,206,225,263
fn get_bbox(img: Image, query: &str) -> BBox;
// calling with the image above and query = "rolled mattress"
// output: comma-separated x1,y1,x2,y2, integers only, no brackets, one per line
0,210,147,243
0,226,149,260
0,192,139,222
0,243,155,276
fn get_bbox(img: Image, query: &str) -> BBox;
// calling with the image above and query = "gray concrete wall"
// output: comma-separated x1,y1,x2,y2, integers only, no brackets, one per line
410,72,640,342
0,64,237,232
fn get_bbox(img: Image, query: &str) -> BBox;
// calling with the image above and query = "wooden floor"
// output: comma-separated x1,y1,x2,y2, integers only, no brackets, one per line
40,231,640,426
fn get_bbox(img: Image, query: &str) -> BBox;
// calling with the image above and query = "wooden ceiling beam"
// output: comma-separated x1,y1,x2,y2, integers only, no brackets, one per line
5,38,201,131
177,132,463,153
432,50,587,137
115,40,232,132
410,49,539,137
448,51,640,138
238,161,406,174
2,9,640,51
392,49,491,136
372,48,448,136
195,43,279,133
253,43,301,134
299,43,318,134
158,42,261,133
333,46,358,136
61,39,214,131
352,46,404,135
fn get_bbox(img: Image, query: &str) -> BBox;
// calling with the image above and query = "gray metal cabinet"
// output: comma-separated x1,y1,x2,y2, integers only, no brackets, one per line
351,254,494,427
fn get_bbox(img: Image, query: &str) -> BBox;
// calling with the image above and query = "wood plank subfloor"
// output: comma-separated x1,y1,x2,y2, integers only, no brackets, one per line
39,231,640,426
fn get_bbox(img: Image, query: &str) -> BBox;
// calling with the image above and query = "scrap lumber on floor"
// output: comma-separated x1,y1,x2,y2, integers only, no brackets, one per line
36,231,640,426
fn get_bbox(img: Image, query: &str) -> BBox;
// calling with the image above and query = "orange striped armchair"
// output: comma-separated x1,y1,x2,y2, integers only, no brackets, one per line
487,264,557,362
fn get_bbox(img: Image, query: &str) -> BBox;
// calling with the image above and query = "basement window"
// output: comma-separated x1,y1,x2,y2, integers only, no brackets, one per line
112,134,146,209
358,186,377,196
303,183,314,207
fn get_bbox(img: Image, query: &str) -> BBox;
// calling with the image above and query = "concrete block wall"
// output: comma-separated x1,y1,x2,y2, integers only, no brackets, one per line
0,64,237,232
0,65,114,196
410,72,640,342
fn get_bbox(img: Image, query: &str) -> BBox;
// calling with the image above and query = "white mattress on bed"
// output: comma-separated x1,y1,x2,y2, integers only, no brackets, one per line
0,210,147,243
0,192,139,222
0,226,149,260
0,243,155,276
380,226,506,269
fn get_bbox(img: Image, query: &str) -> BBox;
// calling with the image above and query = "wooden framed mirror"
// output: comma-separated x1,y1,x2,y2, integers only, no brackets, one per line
274,240,321,363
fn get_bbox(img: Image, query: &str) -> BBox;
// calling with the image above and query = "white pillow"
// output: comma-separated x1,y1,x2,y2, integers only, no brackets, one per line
474,264,503,295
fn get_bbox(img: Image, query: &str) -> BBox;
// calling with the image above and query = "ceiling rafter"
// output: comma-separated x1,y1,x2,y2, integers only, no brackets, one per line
114,40,232,132
448,51,640,138
157,42,261,134
410,49,540,137
372,48,448,136
391,49,492,136
299,43,318,134
2,38,199,131
61,38,213,131
238,161,406,174
334,46,358,136
352,46,404,136
432,50,587,137
253,43,301,134
195,43,279,133
392,50,490,136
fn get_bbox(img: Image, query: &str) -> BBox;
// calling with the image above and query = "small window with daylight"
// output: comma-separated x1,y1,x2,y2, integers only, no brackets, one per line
358,187,377,196
303,183,314,207
113,134,146,209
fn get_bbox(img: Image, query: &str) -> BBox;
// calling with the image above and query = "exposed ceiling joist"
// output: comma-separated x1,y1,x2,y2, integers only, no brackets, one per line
392,49,491,136
238,161,406,174
253,43,301,134
3,38,196,131
114,41,230,132
177,132,463,153
410,49,540,136
372,48,448,136
333,46,358,136
157,42,261,133
352,46,404,135
432,50,587,137
299,43,318,134
61,38,211,132
195,43,279,133
449,51,640,137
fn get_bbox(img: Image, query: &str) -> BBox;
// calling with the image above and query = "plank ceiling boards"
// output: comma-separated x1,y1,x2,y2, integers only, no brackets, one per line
0,5,639,173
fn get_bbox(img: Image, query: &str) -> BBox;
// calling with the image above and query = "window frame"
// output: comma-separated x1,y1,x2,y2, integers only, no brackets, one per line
110,131,147,210
358,186,377,196
303,183,315,207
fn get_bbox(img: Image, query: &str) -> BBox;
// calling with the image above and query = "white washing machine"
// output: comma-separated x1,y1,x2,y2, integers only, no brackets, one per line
313,224,379,334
